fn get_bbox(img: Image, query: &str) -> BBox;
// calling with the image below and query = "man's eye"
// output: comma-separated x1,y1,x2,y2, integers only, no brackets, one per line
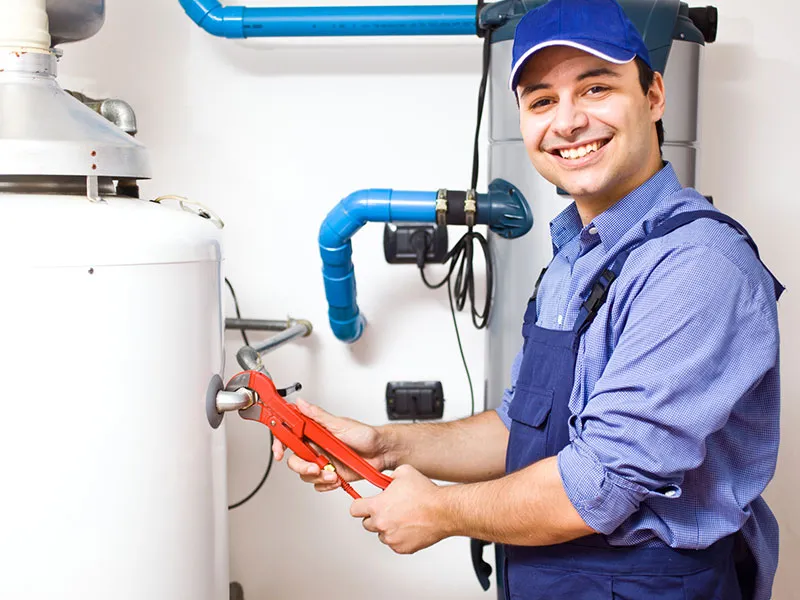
529,98,552,110
586,85,609,95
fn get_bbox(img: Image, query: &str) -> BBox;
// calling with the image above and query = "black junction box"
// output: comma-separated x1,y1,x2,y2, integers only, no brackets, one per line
386,381,445,421
383,223,448,266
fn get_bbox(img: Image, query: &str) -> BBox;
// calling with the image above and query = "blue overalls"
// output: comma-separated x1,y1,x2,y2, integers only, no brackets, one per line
503,210,784,600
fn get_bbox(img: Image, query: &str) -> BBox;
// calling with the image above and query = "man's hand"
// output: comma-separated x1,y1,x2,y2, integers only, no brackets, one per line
272,398,388,491
350,464,449,554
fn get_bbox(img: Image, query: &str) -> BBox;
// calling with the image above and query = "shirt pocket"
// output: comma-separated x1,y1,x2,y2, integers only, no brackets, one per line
509,386,554,429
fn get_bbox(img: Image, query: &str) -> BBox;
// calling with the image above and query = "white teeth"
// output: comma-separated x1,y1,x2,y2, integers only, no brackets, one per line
559,141,604,160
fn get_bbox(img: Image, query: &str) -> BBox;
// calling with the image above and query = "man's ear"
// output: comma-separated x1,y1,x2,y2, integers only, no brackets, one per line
649,71,666,122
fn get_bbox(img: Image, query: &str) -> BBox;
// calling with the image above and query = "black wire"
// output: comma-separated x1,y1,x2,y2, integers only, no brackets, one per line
418,32,493,416
228,447,274,511
224,277,273,510
420,230,492,330
224,277,250,347
471,31,492,191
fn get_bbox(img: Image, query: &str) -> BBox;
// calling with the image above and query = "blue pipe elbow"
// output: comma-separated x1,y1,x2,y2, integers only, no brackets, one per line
319,189,436,343
180,0,245,38
180,0,478,38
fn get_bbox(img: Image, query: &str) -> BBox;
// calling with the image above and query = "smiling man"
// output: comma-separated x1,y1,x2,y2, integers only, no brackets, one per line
275,1,784,598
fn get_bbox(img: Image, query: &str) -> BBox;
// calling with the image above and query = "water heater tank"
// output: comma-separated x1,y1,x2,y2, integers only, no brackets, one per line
0,31,229,600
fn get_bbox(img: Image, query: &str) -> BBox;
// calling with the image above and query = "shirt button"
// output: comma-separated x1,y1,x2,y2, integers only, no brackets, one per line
588,226,598,235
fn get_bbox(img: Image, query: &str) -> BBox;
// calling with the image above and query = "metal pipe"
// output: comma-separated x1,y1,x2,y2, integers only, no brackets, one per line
236,346,267,375
179,0,478,39
235,320,312,373
225,318,294,332
66,92,138,135
215,388,254,413
251,321,311,355
99,99,138,135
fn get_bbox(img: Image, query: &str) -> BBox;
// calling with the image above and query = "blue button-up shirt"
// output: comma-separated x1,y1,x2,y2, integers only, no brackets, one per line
496,163,781,600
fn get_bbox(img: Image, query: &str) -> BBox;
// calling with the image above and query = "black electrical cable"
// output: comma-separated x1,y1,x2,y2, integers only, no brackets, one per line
224,277,274,510
224,277,250,347
471,30,492,191
418,31,493,416
228,446,273,511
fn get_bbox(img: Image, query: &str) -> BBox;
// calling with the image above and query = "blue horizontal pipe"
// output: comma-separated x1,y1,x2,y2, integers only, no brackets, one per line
319,189,437,343
180,0,478,38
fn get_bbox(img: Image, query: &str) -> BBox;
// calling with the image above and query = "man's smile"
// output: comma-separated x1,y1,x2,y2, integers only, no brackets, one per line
545,137,612,168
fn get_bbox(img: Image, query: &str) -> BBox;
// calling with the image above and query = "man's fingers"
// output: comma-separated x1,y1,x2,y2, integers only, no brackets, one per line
313,482,341,493
272,438,285,461
286,454,318,475
361,517,378,533
296,398,339,430
350,498,371,519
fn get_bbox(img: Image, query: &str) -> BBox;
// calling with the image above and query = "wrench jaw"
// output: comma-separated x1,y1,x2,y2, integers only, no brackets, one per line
224,372,253,393
238,400,263,423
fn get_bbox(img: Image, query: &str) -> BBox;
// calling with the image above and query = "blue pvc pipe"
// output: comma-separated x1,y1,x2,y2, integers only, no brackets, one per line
319,189,437,343
180,0,478,38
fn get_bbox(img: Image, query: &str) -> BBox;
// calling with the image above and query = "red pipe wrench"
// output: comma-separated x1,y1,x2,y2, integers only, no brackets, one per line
225,370,392,499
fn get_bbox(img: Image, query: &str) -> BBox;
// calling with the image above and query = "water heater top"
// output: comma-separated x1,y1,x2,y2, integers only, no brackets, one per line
0,50,151,180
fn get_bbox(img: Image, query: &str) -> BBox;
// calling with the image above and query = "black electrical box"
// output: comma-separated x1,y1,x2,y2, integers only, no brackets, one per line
386,381,444,421
383,223,448,266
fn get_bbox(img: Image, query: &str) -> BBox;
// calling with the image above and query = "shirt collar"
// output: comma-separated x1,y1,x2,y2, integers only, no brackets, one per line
591,162,682,250
550,202,582,253
549,162,682,253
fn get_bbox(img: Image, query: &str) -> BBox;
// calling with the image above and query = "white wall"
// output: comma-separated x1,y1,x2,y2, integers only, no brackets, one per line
57,1,799,598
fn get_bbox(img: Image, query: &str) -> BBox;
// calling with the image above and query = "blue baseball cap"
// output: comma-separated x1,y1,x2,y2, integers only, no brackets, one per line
509,0,652,91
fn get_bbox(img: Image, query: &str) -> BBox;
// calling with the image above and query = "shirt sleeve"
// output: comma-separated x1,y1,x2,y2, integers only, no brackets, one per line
557,244,779,535
495,348,524,429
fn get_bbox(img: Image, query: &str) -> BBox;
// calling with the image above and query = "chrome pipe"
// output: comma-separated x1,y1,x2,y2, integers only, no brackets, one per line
225,318,293,332
251,321,311,355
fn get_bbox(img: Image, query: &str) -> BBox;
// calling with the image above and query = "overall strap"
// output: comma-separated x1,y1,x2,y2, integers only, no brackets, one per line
646,210,784,300
572,209,785,339
529,267,548,303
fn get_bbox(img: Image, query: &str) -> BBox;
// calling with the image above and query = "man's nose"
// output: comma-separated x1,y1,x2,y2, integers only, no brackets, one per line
551,98,589,139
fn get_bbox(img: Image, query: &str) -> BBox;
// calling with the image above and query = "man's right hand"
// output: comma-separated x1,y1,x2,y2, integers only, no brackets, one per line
272,398,390,492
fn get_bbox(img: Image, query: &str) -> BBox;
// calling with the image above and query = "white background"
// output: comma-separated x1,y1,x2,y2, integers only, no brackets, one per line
57,1,799,598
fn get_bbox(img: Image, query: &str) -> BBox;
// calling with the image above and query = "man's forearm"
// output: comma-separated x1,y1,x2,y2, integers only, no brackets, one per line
435,455,595,546
377,411,509,483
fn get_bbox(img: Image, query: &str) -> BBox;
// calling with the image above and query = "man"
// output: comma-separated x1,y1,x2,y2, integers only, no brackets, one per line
274,0,783,598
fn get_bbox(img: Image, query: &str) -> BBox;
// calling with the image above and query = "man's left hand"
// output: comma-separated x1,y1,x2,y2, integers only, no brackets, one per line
350,464,449,554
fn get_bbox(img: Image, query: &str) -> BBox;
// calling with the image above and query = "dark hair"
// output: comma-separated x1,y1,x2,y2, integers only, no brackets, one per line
635,57,664,150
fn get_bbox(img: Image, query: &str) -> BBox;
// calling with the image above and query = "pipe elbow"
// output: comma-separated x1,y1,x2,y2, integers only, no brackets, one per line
318,188,435,343
180,0,244,38
319,189,391,249
99,99,138,135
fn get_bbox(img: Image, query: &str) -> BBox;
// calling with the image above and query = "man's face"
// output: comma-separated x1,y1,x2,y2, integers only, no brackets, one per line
516,46,665,207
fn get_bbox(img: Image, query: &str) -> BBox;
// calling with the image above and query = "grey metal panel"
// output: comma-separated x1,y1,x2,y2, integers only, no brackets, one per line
490,40,522,144
485,141,570,409
662,40,702,146
45,0,105,46
662,144,697,188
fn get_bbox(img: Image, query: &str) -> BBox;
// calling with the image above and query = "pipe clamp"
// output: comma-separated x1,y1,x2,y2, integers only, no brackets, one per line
436,188,448,227
465,188,477,227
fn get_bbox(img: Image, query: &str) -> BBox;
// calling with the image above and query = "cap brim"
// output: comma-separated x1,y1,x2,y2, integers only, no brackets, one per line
509,40,635,91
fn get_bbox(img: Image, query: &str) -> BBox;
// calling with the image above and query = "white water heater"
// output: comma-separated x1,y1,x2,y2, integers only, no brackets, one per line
0,2,229,598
